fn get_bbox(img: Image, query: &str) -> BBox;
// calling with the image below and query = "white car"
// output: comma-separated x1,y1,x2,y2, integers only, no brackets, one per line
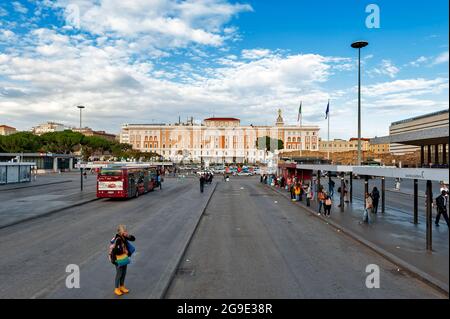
237,172,252,176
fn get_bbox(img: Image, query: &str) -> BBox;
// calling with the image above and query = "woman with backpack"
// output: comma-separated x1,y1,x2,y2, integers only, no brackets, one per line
324,195,332,217
109,225,136,296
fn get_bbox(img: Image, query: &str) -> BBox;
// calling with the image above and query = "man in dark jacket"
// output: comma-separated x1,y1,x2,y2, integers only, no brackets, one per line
200,174,206,193
371,187,380,214
435,190,449,227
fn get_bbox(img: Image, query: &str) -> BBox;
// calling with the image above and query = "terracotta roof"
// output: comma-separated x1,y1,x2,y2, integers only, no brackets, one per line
204,117,240,121
0,125,16,129
349,137,370,141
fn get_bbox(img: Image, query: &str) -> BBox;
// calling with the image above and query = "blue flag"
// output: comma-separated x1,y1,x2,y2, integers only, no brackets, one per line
325,101,329,119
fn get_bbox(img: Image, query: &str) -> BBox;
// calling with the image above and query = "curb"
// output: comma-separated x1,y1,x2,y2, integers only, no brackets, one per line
265,184,449,296
0,197,100,230
157,181,218,299
0,180,72,192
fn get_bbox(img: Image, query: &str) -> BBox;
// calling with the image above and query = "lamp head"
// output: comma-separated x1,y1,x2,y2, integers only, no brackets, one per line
351,41,369,49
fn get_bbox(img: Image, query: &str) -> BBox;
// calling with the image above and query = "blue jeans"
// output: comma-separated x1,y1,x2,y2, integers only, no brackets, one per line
363,208,371,223
318,201,323,213
329,186,334,196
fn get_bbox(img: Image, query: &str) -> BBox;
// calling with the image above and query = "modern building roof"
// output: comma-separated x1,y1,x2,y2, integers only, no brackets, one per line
371,126,449,146
391,109,448,126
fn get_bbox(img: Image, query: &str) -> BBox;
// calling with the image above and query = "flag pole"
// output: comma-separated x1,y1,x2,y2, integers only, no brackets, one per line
327,106,330,161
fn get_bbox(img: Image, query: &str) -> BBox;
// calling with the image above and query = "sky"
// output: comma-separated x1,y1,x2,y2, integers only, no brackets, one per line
0,0,448,139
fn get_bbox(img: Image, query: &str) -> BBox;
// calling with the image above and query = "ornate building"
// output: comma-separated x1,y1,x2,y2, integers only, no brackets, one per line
119,110,320,164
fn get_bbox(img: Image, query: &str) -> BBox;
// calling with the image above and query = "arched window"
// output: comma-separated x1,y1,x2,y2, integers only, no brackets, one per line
288,137,291,142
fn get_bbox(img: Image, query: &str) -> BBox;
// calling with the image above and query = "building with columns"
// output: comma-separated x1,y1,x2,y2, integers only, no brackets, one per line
371,109,449,167
119,110,320,164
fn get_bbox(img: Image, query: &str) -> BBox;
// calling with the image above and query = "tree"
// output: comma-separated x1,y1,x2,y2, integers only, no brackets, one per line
40,130,84,154
0,132,42,153
256,136,283,152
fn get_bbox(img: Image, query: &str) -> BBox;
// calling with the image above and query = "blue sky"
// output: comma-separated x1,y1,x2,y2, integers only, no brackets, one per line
0,0,448,139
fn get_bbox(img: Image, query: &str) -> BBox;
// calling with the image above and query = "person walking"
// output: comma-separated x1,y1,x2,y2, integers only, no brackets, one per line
199,174,205,193
109,225,136,296
370,187,380,214
435,190,449,227
363,192,373,224
328,178,335,197
318,189,326,214
157,174,162,190
324,195,332,217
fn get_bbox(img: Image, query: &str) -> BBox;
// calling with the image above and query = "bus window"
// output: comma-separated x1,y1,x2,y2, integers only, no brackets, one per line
99,169,122,176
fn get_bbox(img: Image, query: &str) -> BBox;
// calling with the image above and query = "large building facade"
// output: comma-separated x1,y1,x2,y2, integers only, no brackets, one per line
319,138,370,153
119,110,320,164
389,110,448,155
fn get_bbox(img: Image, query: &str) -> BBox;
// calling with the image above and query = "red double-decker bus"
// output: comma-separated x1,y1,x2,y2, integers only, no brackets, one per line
97,166,157,198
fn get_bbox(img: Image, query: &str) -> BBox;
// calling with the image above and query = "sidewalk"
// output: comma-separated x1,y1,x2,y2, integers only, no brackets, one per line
265,183,449,294
0,174,75,191
0,184,98,229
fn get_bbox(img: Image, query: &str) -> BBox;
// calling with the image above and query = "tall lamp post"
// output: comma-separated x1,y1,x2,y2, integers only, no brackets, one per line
76,105,86,191
351,41,368,166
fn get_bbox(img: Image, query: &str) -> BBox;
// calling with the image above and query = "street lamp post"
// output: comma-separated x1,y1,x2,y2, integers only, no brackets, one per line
76,105,85,191
351,41,368,166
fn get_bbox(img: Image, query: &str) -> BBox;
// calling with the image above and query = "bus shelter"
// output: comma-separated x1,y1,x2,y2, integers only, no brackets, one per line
293,164,448,251
353,166,449,251
0,162,36,184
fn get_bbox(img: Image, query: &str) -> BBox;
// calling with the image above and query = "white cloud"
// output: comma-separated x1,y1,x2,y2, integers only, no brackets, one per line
408,56,428,67
12,1,28,14
0,7,8,17
432,51,449,65
241,48,272,60
362,77,448,97
368,59,400,78
49,0,252,49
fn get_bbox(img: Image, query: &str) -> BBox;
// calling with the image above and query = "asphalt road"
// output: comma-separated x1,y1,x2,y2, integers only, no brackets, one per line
166,177,445,299
0,177,215,299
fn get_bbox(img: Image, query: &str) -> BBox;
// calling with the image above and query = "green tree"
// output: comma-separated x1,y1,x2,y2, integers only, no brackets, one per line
0,132,42,153
40,130,84,154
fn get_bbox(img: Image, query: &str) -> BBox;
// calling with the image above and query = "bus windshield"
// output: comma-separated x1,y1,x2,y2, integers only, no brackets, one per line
99,169,123,176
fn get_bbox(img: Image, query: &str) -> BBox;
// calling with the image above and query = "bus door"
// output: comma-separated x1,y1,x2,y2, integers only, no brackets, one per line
128,172,137,197
143,170,150,192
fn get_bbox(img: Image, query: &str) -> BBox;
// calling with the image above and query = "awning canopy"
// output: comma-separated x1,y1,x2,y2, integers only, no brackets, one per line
370,126,449,146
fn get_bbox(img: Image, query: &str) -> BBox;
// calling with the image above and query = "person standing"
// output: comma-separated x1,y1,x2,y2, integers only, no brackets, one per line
435,190,449,227
328,178,335,197
344,180,349,203
371,187,380,214
199,174,205,193
363,192,373,224
110,225,136,296
318,189,326,214
290,183,296,201
294,184,301,201
324,195,332,217
306,184,312,207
